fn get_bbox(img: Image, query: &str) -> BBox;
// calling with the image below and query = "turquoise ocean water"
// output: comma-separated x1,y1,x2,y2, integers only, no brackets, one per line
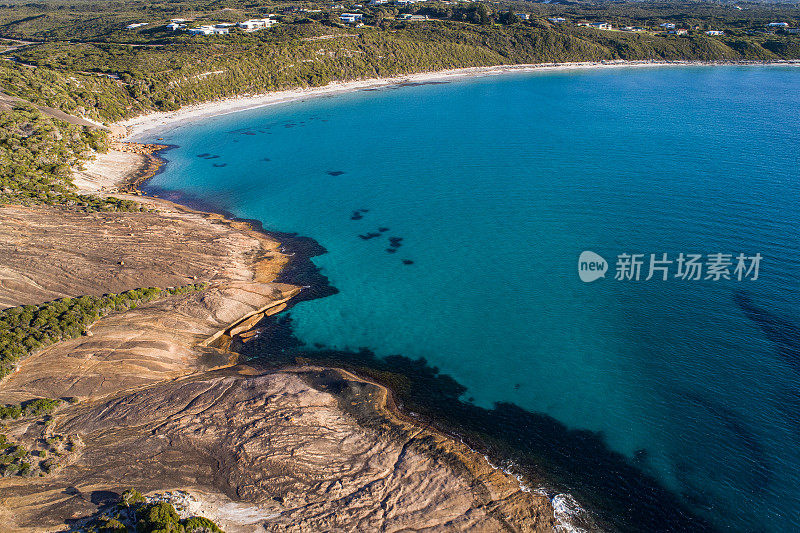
140,66,800,531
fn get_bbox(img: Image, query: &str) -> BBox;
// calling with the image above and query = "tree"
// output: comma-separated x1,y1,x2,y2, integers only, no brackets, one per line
136,501,183,532
476,4,490,25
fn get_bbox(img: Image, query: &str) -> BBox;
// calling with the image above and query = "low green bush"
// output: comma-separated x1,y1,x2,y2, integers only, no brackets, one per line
0,284,207,379
0,104,141,211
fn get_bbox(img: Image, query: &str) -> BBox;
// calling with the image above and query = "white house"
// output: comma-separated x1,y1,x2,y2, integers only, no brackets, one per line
515,13,530,20
398,14,428,21
705,30,724,35
238,18,278,31
767,22,789,28
589,22,612,30
668,28,688,35
166,22,183,31
238,20,260,31
188,25,230,35
548,17,566,23
659,22,675,29
126,22,148,30
340,13,364,23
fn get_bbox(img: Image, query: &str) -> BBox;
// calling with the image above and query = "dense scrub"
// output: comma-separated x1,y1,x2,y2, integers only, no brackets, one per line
5,21,798,124
0,397,62,420
0,284,208,379
0,62,144,122
0,103,141,209
85,489,224,533
0,0,796,124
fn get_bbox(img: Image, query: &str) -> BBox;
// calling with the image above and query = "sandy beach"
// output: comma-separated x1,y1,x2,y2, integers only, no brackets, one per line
121,59,800,140
3,58,789,531
0,69,570,530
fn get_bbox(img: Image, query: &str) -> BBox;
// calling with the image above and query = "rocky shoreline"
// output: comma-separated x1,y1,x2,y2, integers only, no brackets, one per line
0,144,557,531
111,141,173,194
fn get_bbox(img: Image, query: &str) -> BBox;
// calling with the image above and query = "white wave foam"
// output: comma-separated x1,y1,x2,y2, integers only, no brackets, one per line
552,493,593,533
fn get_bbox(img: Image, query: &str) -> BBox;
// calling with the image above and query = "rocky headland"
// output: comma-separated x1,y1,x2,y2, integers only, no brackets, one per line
0,145,555,531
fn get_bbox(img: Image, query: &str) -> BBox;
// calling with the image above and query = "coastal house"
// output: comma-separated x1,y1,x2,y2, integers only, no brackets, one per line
668,28,688,35
126,22,148,30
659,22,675,29
621,26,645,32
166,22,184,31
238,18,279,31
188,25,230,35
398,14,428,21
515,13,530,20
705,30,724,35
548,17,566,23
767,22,789,28
589,22,612,30
340,13,364,23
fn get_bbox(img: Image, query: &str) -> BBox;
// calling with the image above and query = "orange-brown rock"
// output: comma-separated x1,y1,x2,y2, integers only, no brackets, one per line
0,159,554,531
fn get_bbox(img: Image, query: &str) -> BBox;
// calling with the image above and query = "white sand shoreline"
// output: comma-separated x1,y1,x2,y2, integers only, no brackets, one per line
120,59,800,140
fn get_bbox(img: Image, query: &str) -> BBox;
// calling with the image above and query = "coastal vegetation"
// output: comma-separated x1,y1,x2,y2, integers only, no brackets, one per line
0,0,796,529
0,284,208,379
0,1,796,126
0,0,796,215
83,489,224,533
0,434,34,477
0,423,78,477
0,103,140,210
0,397,61,420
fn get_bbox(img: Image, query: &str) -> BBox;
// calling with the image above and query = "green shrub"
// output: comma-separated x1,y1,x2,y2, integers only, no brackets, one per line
0,285,205,379
0,104,141,210
184,516,223,533
98,517,129,532
136,501,183,532
121,488,146,508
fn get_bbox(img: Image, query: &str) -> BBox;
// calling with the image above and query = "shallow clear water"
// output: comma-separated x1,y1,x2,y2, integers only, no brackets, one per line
142,66,800,531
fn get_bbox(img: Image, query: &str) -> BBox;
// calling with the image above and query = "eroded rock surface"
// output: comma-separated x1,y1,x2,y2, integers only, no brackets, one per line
1,368,554,532
0,201,287,309
0,193,554,532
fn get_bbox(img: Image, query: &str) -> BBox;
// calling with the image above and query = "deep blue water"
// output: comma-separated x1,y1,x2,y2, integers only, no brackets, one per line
140,66,800,531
